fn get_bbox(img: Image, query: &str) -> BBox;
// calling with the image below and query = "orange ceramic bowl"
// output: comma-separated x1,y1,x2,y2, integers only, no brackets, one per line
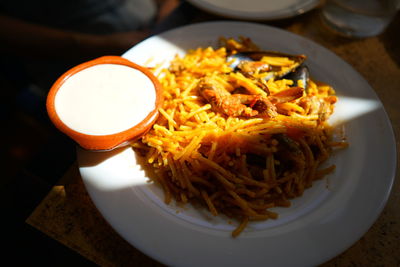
46,56,163,151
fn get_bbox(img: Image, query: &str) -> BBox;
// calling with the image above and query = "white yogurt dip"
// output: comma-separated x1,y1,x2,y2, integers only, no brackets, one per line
54,64,156,136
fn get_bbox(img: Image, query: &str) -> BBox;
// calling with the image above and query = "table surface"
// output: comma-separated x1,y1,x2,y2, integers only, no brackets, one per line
26,4,400,267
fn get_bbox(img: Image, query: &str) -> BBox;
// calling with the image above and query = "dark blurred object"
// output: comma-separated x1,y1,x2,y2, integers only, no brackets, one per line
152,1,199,34
0,1,179,265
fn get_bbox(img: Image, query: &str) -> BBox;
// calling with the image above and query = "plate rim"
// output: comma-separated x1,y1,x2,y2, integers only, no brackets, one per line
186,0,320,20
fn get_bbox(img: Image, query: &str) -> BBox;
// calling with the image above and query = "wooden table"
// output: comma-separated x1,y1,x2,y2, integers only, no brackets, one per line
26,5,400,267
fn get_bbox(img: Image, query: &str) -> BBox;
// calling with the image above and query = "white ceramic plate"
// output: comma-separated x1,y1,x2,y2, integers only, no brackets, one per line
78,21,396,267
186,0,320,20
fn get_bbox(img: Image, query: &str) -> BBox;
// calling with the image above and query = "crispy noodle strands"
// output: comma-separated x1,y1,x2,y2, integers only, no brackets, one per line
133,37,347,237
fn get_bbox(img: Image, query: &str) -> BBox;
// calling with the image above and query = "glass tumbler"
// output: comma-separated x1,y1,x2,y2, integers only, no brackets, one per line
320,0,400,38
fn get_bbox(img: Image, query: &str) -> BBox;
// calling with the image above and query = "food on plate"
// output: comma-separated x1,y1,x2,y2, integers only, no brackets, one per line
132,37,347,237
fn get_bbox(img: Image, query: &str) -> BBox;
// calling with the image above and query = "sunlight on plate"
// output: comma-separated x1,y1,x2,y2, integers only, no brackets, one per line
331,96,381,126
79,147,149,190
